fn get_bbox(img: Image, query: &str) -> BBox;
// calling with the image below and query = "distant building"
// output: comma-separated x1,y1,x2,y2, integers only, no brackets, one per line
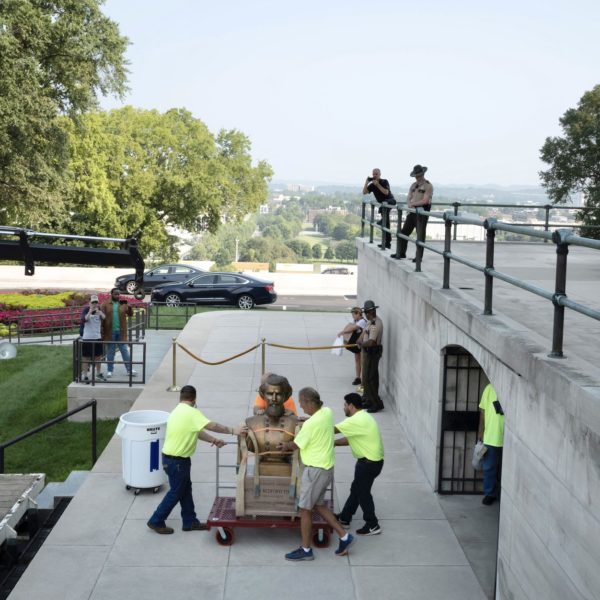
286,183,315,193
306,206,349,223
258,204,269,214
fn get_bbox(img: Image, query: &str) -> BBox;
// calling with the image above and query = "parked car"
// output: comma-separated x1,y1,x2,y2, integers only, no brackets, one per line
150,272,277,309
322,267,353,275
114,264,206,295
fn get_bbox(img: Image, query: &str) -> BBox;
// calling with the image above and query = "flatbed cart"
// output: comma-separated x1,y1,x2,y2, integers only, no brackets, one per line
206,443,334,547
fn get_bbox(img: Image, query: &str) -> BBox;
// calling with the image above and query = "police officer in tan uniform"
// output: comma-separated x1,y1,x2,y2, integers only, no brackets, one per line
392,164,433,262
359,300,384,413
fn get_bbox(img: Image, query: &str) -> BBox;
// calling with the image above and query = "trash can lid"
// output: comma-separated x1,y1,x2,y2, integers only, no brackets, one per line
119,410,170,427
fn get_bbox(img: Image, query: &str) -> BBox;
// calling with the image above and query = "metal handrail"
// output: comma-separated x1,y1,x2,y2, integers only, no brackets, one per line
0,400,97,473
360,200,600,358
73,338,147,386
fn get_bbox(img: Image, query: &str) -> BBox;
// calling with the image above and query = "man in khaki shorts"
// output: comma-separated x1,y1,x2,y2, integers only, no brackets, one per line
278,387,354,561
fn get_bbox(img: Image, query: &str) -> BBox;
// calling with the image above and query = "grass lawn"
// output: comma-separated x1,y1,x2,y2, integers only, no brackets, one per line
146,304,225,329
0,345,117,481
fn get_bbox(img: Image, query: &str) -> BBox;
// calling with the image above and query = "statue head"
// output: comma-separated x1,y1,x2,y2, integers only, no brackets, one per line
259,374,293,419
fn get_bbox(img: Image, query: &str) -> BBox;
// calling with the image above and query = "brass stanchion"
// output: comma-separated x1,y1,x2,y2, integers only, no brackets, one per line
261,338,266,375
167,337,181,392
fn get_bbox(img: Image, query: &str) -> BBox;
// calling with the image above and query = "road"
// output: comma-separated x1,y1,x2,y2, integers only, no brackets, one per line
0,266,359,312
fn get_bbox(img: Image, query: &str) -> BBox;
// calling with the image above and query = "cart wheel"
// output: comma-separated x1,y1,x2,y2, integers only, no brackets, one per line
126,485,131,491
215,527,234,546
153,487,160,493
313,529,331,548
134,488,141,496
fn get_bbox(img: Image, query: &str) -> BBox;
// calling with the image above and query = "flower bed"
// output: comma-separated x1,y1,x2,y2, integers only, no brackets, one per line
0,291,145,338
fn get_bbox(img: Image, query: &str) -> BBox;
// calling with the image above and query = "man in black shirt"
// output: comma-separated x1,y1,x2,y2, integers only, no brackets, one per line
362,168,396,249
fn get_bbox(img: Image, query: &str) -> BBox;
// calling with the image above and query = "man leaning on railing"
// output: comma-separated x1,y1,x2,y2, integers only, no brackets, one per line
392,164,433,262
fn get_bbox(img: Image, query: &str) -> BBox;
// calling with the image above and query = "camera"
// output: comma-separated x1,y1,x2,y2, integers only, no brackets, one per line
119,299,127,305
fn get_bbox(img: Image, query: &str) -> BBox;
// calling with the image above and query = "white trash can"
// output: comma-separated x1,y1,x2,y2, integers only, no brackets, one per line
116,410,170,492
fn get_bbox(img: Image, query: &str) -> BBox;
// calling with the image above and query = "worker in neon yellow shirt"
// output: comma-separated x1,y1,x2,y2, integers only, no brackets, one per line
147,385,246,534
334,393,384,535
477,383,504,506
277,387,354,561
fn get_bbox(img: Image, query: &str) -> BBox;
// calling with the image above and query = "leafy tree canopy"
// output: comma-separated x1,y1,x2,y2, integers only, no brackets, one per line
335,240,357,262
62,107,272,259
0,0,129,227
539,85,600,238
240,237,297,264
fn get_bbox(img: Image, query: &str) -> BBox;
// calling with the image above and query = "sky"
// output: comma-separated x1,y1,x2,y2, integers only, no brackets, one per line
100,0,600,188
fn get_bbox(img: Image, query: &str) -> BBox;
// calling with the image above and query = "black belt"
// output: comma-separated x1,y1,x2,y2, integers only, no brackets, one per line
162,453,189,460
358,457,383,464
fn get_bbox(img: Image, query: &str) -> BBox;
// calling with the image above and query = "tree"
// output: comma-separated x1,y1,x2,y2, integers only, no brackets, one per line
0,0,129,228
335,241,357,262
332,223,351,241
324,246,335,260
61,107,272,259
285,239,311,260
312,244,322,259
539,85,600,238
240,238,297,264
187,219,256,261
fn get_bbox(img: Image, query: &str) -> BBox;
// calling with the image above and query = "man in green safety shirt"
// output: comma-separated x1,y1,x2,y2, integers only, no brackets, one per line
477,383,504,505
147,385,246,534
278,387,354,561
334,393,384,535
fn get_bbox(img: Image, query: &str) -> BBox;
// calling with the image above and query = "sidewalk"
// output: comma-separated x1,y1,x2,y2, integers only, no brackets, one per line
8,311,488,600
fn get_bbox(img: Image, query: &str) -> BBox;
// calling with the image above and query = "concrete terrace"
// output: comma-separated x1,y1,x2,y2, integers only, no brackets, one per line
8,311,489,600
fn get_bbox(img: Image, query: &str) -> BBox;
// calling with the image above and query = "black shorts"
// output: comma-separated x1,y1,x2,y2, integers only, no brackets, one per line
345,330,362,354
81,339,103,358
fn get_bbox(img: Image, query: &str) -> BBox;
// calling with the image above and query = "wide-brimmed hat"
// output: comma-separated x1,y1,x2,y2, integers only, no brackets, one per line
362,300,379,312
90,294,99,303
410,164,428,177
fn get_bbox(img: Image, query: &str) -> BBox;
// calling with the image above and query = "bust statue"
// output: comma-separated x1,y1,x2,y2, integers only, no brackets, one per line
245,374,298,464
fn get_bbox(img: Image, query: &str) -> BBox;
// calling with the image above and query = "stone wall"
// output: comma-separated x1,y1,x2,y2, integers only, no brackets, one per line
357,238,600,600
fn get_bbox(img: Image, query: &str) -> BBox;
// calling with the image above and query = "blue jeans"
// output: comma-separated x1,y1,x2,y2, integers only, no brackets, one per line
339,458,384,527
106,331,132,374
482,445,502,498
148,455,197,528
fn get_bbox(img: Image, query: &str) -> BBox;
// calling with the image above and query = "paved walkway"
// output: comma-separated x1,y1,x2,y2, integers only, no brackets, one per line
9,311,488,600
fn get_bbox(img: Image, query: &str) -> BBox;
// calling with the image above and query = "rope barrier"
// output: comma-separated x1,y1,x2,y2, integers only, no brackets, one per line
267,342,358,351
177,341,261,365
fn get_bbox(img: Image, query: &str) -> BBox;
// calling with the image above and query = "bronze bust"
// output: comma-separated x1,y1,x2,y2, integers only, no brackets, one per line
245,374,298,464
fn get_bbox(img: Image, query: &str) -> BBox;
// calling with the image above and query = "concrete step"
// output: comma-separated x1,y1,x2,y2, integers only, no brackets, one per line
35,471,89,509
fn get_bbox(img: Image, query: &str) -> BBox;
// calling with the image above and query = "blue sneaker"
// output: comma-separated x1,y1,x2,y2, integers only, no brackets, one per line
285,547,314,561
335,533,354,556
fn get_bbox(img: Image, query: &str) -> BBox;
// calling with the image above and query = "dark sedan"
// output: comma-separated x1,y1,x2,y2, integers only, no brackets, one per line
114,264,206,295
150,272,277,309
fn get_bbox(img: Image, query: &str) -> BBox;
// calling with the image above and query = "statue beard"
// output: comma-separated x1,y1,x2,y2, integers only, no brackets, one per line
266,403,285,419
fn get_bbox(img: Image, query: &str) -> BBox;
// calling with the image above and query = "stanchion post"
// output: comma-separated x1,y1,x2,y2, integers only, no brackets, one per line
167,336,182,391
261,338,266,375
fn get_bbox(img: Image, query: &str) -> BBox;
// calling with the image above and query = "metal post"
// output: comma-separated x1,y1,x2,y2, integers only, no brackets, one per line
394,207,402,258
549,230,569,358
443,216,452,289
369,203,375,243
484,219,496,315
261,338,266,374
453,202,459,241
167,337,181,391
361,201,366,237
91,400,97,466
544,204,551,243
